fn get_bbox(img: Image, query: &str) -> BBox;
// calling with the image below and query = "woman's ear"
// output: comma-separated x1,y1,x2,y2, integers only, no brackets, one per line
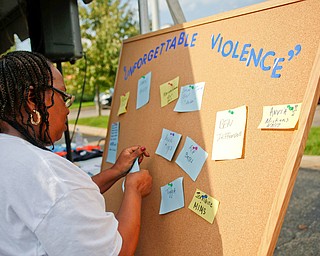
26,85,37,110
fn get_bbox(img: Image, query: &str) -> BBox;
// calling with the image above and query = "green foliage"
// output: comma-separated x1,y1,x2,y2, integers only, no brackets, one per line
304,127,320,155
62,0,139,102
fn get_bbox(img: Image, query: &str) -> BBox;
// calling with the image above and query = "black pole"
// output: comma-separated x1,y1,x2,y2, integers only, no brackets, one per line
56,62,73,162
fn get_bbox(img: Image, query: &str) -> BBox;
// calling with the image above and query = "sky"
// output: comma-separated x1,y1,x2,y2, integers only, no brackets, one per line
128,0,267,29
17,0,267,50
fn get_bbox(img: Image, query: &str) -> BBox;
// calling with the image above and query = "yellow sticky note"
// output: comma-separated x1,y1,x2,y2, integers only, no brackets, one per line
188,188,219,224
160,77,179,107
117,92,130,116
258,103,302,129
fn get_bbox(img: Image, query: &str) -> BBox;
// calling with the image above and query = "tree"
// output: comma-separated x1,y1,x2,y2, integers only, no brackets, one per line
63,0,139,102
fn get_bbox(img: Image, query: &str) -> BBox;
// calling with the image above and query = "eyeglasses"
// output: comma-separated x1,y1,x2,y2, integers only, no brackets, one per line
52,87,75,108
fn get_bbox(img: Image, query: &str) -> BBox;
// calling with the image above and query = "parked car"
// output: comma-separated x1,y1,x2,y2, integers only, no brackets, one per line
99,92,112,108
95,89,114,109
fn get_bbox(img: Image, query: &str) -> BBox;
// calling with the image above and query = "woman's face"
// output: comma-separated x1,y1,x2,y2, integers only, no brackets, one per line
45,65,70,143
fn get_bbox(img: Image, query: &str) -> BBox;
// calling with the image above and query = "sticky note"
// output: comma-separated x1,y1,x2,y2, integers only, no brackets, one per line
175,137,208,181
106,122,119,164
159,177,184,214
155,128,182,161
122,158,140,192
160,77,179,107
136,72,152,109
258,103,302,129
174,82,205,112
117,92,130,116
188,188,219,224
212,105,247,160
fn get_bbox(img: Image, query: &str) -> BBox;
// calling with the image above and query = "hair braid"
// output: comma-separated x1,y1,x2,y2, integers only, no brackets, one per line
0,51,56,149
12,52,53,145
0,61,9,116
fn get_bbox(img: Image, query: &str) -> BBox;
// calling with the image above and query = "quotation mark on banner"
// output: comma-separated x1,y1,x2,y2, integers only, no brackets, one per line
288,44,302,61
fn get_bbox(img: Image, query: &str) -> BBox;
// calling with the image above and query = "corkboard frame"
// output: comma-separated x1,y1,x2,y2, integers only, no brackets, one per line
101,0,320,255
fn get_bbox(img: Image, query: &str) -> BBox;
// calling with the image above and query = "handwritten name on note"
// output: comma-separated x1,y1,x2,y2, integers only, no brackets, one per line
160,77,179,107
258,103,302,129
188,188,219,224
117,92,130,116
159,177,184,214
136,72,152,109
212,105,247,160
106,122,120,164
175,136,208,181
155,128,182,161
174,82,205,112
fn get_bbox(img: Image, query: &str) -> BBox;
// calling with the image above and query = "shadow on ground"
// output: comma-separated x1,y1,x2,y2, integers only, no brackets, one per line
274,168,320,255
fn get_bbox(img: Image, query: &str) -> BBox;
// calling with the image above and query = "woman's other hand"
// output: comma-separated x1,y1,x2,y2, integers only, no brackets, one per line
125,169,152,198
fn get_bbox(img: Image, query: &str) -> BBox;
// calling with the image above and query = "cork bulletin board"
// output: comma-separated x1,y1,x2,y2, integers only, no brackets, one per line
101,0,320,255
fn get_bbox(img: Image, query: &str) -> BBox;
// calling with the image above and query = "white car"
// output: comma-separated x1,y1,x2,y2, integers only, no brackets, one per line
95,89,114,109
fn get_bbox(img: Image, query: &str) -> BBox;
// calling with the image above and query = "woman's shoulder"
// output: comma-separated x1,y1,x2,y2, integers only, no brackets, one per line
0,134,97,192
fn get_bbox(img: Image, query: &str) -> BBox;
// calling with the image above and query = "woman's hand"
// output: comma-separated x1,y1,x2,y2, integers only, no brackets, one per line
92,145,150,194
125,169,152,198
112,145,150,176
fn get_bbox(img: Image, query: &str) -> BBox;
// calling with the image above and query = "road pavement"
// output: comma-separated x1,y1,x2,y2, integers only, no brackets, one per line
274,167,320,255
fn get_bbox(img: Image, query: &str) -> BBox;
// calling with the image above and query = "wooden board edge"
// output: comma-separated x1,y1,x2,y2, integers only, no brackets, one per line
258,42,320,255
101,41,125,170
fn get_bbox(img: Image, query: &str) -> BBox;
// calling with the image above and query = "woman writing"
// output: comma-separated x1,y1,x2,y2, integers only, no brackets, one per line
0,51,152,255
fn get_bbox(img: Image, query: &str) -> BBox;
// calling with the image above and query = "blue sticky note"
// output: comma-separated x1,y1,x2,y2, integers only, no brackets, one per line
174,82,205,112
106,122,120,164
122,158,140,192
159,177,184,214
155,128,182,161
136,72,152,109
175,136,208,181
128,157,140,173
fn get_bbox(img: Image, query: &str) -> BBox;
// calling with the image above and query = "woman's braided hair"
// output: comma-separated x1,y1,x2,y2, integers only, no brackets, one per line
0,51,55,149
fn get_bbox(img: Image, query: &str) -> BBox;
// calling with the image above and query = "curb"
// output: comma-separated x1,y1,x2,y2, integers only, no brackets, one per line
300,155,320,170
68,124,107,138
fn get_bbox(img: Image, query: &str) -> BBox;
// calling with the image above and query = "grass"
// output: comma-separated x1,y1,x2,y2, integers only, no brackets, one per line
68,115,109,128
70,101,95,110
304,127,320,155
